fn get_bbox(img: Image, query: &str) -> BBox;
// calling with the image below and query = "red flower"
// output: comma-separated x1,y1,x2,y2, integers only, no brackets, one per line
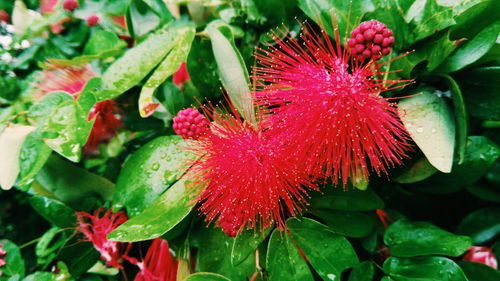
40,0,59,14
347,20,394,61
76,208,135,269
0,10,9,23
186,107,316,235
0,243,6,268
173,62,190,89
463,246,498,269
253,23,411,185
134,238,178,281
63,0,79,12
84,100,123,155
87,15,100,27
34,61,123,155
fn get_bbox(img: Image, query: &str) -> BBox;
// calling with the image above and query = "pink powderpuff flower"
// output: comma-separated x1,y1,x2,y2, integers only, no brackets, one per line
173,108,209,140
463,246,498,269
253,22,411,186
76,208,135,269
0,243,6,269
34,61,123,155
134,238,178,281
185,106,316,236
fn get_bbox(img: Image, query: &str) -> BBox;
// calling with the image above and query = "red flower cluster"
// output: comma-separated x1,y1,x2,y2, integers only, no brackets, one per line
63,0,79,12
173,108,209,140
76,208,135,269
347,20,394,61
463,246,498,269
134,238,178,281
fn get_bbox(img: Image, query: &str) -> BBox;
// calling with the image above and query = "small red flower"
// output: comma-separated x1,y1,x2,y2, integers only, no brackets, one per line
254,22,411,185
76,208,135,269
463,246,498,269
173,108,208,140
63,0,79,12
186,106,316,234
0,243,6,268
84,100,123,155
173,62,190,89
347,20,394,61
134,238,178,281
0,10,9,23
40,0,59,14
87,15,100,27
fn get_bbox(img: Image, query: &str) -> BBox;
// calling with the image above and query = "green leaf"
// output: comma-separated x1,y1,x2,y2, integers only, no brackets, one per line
196,226,255,281
384,219,471,257
22,272,55,281
297,0,375,41
287,217,359,281
399,89,455,173
185,273,231,281
28,92,74,126
466,184,500,203
456,207,500,244
139,24,195,117
41,99,94,163
393,157,438,184
99,23,188,101
34,155,114,210
309,186,384,211
83,30,126,56
36,227,67,268
113,136,192,216
437,21,500,73
57,241,99,276
231,224,273,266
457,261,500,281
17,129,52,186
127,0,162,38
313,209,376,238
413,136,500,193
266,229,314,281
28,196,76,228
0,125,36,190
0,240,25,280
206,20,254,124
383,256,468,281
108,179,195,242
348,261,375,281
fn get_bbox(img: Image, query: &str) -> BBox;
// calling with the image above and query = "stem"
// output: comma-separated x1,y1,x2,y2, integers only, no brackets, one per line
19,238,41,249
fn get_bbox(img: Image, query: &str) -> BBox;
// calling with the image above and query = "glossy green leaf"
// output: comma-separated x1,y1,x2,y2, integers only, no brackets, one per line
77,77,101,115
206,20,254,124
314,209,376,238
438,21,500,73
458,66,500,120
457,261,500,281
266,229,314,281
231,224,273,266
0,125,36,190
287,217,359,281
22,272,55,281
196,226,255,281
83,30,126,56
28,92,74,126
99,23,188,101
28,196,76,228
36,227,67,268
57,241,99,276
0,240,25,280
127,0,161,38
297,0,375,41
109,179,195,242
383,256,468,281
466,184,500,203
185,273,231,281
399,89,455,173
113,135,192,216
41,99,94,162
456,207,500,244
393,157,438,184
139,24,195,117
309,186,384,211
348,261,375,281
34,155,114,210
413,136,500,193
384,219,471,257
17,129,52,186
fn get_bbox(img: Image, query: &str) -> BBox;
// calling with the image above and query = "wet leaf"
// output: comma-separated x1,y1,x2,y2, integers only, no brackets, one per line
28,196,76,228
313,209,376,238
309,186,384,211
393,157,438,184
456,207,500,244
457,260,500,281
231,224,273,266
185,273,231,281
348,261,375,281
0,240,25,280
383,256,468,281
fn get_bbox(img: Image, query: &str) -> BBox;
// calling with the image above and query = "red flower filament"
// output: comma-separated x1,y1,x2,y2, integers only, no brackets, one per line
134,238,178,281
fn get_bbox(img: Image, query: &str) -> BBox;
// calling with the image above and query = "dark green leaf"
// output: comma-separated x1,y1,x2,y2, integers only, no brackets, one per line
113,136,192,216
287,217,359,281
466,184,500,203
0,240,25,280
313,209,376,238
437,21,500,73
384,219,471,257
28,196,76,228
393,157,438,184
383,256,468,281
266,229,314,281
185,273,231,281
57,241,100,276
34,156,114,210
348,261,375,281
456,207,500,244
187,37,221,100
108,179,195,242
457,261,500,281
231,225,273,266
309,186,384,211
